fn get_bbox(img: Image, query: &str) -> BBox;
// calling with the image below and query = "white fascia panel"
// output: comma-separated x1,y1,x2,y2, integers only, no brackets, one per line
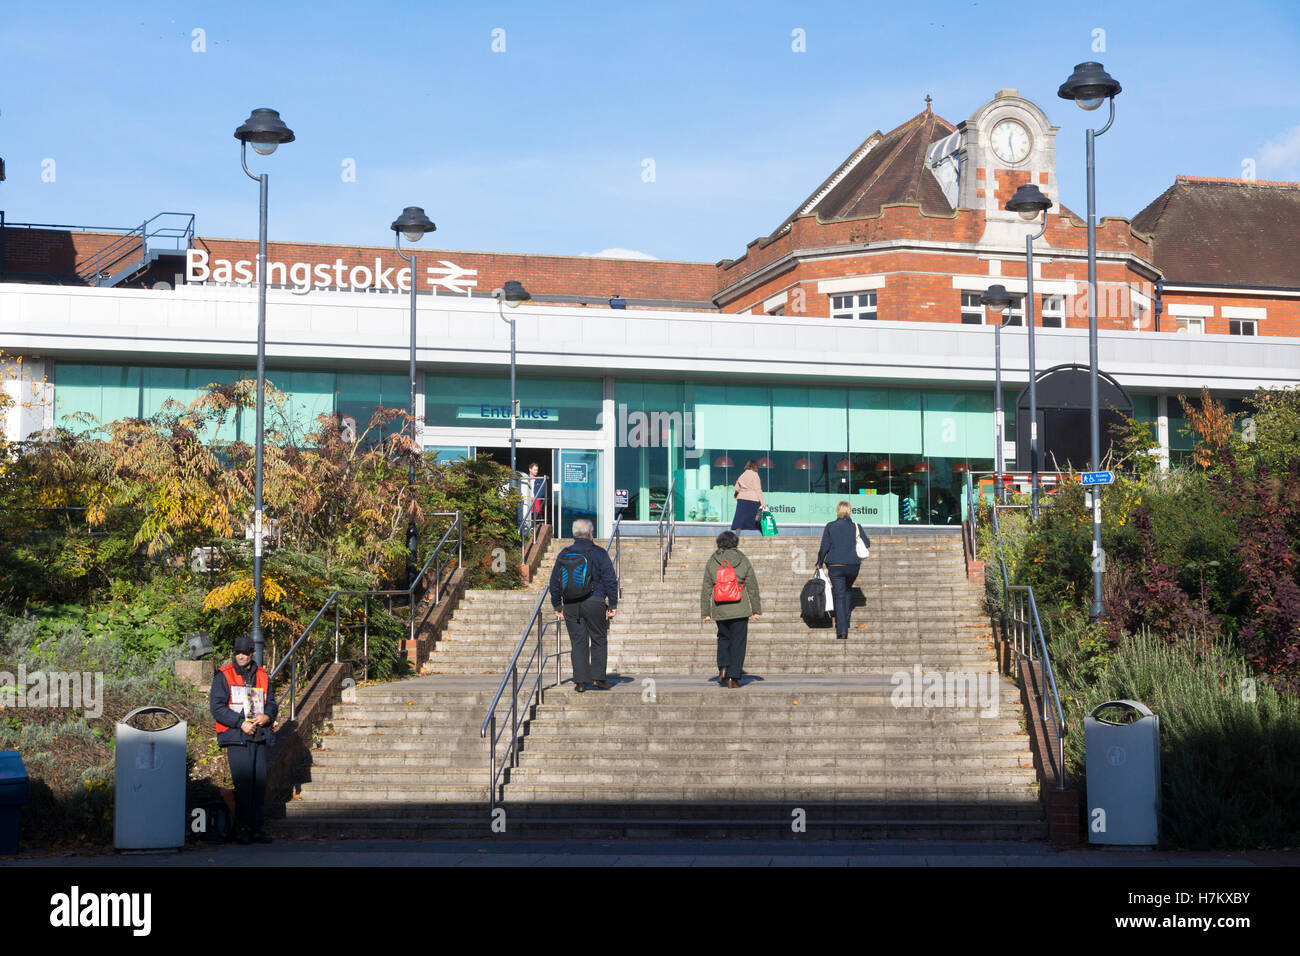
1168,303,1215,317
950,275,1077,296
763,291,788,313
816,276,887,295
1222,306,1266,320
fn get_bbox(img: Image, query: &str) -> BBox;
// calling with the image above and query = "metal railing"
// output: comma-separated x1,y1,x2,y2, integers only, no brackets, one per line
655,478,676,581
73,212,195,287
268,512,462,719
480,513,622,808
966,481,1068,789
513,474,550,561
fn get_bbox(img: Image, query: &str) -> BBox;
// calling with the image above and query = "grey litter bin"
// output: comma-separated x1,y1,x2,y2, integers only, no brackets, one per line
0,750,29,854
1085,699,1161,846
114,705,187,850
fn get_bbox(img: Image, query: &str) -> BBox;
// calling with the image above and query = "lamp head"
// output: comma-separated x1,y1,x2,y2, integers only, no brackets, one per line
390,206,437,243
234,108,295,156
980,283,1020,313
1058,62,1121,111
1005,183,1053,221
498,280,531,309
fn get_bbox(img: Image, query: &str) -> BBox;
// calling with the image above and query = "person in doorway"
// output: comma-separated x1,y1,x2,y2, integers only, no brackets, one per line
526,461,546,518
549,518,619,692
209,634,278,844
730,460,766,533
701,530,762,688
816,501,871,639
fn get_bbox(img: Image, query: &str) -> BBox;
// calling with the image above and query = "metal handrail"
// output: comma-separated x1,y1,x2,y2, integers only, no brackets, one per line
656,477,676,581
268,511,462,719
479,513,622,808
74,212,195,285
969,482,1067,789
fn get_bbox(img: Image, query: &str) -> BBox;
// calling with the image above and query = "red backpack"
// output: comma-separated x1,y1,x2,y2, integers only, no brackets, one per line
713,560,744,603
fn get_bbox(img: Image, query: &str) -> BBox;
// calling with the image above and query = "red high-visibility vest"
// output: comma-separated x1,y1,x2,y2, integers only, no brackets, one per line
215,663,270,733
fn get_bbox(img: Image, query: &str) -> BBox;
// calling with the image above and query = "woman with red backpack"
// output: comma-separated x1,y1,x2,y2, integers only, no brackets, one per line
700,530,762,688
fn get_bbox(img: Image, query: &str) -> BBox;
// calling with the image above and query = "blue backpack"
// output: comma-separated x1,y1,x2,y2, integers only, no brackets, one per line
557,549,597,601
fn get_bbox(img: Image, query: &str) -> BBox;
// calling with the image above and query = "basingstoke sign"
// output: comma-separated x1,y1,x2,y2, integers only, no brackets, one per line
185,250,478,294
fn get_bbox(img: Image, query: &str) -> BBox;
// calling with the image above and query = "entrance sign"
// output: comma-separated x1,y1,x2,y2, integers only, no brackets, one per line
563,462,589,484
457,405,558,422
1081,471,1114,486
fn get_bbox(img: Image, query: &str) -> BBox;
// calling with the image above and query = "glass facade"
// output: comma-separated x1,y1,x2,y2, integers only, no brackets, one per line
53,362,408,444
613,379,995,527
46,362,1189,529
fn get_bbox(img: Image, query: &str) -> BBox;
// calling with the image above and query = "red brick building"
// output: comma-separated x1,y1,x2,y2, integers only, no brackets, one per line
1,89,1296,335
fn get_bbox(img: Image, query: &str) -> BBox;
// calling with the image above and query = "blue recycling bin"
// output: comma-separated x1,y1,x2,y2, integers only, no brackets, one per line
0,750,30,854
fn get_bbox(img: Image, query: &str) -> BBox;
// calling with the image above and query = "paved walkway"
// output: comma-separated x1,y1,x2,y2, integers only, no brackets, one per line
7,839,1296,867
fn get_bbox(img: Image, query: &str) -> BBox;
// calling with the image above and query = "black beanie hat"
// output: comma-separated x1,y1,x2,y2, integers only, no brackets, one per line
233,634,255,655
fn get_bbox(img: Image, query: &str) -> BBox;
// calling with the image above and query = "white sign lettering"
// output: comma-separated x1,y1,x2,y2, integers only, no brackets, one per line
185,249,477,294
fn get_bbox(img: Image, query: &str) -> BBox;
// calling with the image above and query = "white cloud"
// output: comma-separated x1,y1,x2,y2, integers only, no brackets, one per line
580,247,659,260
1258,125,1300,176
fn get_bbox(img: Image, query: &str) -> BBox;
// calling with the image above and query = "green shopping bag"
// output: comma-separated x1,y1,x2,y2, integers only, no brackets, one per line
759,509,779,536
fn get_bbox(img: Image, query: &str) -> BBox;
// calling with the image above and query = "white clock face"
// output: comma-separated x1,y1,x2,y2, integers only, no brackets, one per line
990,119,1032,164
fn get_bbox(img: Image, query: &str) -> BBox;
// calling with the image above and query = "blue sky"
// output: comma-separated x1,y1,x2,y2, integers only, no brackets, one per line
2,0,1298,262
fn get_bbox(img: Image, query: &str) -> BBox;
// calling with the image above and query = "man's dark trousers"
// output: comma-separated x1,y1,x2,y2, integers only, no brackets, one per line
563,594,609,684
225,740,268,834
715,617,748,678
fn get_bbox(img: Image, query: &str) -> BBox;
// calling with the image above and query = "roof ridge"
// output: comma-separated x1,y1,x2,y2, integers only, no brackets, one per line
842,120,926,214
1175,175,1300,188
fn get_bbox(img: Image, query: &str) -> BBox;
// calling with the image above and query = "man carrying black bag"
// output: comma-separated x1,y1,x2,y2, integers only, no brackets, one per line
550,518,619,692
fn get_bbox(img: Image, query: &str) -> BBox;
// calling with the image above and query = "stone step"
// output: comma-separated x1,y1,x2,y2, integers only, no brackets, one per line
298,771,1040,791
497,782,1042,801
309,750,1033,772
275,800,1046,841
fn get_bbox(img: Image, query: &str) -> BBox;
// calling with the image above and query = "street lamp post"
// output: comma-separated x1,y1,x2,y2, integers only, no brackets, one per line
390,206,437,588
980,284,1020,506
1059,60,1122,622
493,280,531,479
1005,183,1054,521
234,108,295,667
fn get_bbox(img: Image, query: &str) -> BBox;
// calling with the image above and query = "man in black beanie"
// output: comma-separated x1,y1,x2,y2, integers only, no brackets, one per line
209,634,278,844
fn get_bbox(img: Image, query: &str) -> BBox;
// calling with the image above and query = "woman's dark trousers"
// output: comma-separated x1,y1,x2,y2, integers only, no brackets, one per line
827,564,860,637
715,617,748,679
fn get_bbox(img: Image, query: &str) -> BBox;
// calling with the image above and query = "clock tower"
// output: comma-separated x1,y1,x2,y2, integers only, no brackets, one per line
955,89,1061,245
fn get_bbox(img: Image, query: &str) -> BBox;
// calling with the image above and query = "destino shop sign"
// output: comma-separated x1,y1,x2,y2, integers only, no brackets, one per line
185,250,478,294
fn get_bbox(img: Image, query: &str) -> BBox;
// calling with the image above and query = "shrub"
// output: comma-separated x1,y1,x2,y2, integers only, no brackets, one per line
1057,630,1300,850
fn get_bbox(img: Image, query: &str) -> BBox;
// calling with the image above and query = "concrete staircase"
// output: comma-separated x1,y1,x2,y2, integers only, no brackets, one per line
277,532,1046,840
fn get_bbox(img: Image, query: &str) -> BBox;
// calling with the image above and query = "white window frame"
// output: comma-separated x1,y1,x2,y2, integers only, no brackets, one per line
830,291,877,320
1229,319,1256,336
960,292,983,325
1176,316,1205,334
1040,295,1064,329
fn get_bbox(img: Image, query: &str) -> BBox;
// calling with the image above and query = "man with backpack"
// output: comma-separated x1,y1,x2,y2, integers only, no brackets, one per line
700,530,762,688
550,518,619,692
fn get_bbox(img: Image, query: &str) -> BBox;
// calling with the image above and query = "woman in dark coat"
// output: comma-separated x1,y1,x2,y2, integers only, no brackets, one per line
701,530,762,687
816,501,870,639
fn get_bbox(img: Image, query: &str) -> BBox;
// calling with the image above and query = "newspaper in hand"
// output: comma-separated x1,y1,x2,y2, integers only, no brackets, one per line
229,684,266,719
